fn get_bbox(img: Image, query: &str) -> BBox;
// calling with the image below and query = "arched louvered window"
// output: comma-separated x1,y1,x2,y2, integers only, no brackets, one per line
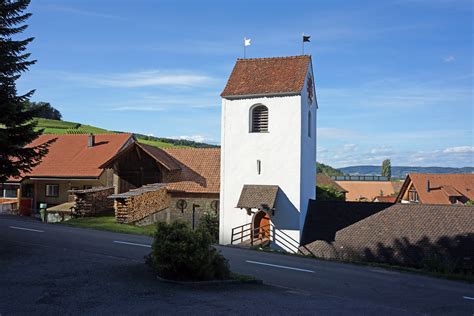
250,105,269,133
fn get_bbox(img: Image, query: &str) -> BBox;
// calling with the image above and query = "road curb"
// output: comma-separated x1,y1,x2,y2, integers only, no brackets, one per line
155,275,262,285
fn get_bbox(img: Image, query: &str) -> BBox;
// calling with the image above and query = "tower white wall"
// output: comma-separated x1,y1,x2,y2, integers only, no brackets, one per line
219,95,304,249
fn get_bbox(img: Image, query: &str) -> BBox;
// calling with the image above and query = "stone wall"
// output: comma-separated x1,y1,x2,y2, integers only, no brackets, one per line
135,196,219,228
72,186,115,216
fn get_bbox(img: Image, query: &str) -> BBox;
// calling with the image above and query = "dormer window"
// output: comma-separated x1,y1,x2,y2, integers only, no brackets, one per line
250,104,268,133
408,186,419,202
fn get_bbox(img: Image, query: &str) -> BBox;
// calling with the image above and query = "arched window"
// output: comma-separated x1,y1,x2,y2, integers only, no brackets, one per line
308,111,311,137
250,105,269,133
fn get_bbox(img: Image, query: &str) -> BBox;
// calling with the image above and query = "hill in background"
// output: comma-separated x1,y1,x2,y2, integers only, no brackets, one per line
34,118,218,149
339,165,474,178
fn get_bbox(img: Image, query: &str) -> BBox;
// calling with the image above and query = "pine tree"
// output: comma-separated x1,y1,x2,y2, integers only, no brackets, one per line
381,159,391,180
0,0,54,182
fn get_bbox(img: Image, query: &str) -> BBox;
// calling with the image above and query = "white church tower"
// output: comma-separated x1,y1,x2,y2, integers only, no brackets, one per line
219,55,317,252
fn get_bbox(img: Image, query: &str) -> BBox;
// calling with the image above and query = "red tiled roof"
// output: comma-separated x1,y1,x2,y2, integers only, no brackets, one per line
163,148,221,194
397,173,474,204
335,181,401,202
372,195,397,203
221,55,311,98
16,134,132,179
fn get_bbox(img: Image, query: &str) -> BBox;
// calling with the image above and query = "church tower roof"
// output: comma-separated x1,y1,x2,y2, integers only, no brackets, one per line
221,55,312,99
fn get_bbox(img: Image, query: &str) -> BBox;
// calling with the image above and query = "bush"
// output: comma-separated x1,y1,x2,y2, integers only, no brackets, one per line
198,211,219,243
146,221,230,281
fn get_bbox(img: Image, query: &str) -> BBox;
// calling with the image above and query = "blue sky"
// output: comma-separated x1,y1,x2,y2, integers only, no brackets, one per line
17,0,473,168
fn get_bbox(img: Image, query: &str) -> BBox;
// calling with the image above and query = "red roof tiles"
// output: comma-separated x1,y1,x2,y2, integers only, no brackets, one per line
221,55,311,98
397,173,474,204
18,134,132,179
162,148,221,194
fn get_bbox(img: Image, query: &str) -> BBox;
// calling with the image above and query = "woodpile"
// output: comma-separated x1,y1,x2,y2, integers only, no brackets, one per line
71,186,115,216
109,184,170,224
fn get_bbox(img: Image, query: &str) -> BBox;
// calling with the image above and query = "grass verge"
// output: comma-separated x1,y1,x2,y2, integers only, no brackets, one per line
60,216,155,237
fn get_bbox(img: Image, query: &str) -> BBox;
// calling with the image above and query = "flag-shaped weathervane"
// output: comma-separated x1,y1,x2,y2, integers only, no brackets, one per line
244,37,251,58
302,34,311,55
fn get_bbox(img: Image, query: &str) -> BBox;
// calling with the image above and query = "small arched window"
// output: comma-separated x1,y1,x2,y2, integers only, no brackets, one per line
308,111,312,137
250,105,269,133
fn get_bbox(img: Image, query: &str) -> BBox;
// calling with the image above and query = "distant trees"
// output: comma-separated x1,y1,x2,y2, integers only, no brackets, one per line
316,185,345,201
24,101,62,120
381,159,392,180
317,162,344,177
0,0,54,182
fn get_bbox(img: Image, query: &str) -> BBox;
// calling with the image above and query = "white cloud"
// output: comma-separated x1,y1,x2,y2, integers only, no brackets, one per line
370,146,394,155
65,70,214,88
444,55,456,63
343,144,358,152
171,135,207,143
443,146,474,153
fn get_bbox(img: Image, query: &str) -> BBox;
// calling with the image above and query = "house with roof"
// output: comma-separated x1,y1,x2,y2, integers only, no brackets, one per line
219,55,317,252
334,177,402,202
1,133,133,215
396,173,474,205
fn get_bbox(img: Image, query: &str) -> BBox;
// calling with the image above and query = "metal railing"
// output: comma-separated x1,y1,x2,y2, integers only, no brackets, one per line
231,222,301,254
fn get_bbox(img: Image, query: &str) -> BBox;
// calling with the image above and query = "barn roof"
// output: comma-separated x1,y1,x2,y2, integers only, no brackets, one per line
221,55,311,98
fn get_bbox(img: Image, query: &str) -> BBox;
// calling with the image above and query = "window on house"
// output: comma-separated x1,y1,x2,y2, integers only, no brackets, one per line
83,185,93,190
1,184,18,198
250,105,269,133
257,160,261,175
45,184,59,197
408,187,419,202
308,111,312,137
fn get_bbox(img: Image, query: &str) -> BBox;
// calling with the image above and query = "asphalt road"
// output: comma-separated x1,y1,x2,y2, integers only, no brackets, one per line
1,215,473,315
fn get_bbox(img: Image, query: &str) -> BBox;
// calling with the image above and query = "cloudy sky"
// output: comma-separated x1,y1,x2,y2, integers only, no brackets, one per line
17,0,473,168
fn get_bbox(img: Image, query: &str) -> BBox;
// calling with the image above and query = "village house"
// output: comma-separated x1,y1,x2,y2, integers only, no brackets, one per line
1,133,134,215
396,173,474,205
316,173,348,200
333,175,402,202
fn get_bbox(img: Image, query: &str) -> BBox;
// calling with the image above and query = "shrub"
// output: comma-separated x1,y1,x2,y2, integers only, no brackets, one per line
146,221,230,281
198,211,219,243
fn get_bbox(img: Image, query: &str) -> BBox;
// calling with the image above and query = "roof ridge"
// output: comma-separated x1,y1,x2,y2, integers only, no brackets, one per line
236,55,311,62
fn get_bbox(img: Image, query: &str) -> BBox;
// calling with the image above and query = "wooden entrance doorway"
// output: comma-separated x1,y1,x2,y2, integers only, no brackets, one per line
253,210,270,239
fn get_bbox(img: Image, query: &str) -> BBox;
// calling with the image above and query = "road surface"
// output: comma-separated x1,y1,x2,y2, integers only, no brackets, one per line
0,215,472,315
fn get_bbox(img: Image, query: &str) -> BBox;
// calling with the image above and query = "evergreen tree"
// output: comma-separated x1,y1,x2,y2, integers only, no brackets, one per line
381,159,392,180
0,0,54,182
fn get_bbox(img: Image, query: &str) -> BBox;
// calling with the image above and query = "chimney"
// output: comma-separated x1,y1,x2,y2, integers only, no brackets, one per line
426,180,430,193
88,133,95,147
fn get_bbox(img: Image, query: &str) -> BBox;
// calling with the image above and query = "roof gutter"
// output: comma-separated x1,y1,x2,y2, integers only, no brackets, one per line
27,176,100,181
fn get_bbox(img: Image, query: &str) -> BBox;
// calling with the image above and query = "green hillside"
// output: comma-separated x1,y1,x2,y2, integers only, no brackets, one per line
34,118,184,148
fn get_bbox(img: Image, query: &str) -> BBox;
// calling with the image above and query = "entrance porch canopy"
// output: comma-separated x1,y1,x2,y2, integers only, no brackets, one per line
236,185,279,211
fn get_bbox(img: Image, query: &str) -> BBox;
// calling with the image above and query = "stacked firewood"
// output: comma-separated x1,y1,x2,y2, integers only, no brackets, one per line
72,187,115,216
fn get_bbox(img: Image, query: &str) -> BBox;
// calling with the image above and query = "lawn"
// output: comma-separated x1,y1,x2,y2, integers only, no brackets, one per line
61,216,156,237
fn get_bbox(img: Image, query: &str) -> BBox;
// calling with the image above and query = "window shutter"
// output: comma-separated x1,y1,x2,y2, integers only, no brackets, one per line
251,105,269,132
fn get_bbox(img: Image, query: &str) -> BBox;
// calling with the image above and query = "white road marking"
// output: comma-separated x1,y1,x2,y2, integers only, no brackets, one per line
463,296,474,301
9,226,44,233
113,240,151,248
246,260,315,273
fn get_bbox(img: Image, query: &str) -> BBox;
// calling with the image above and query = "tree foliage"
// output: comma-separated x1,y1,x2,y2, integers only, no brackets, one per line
381,159,392,179
0,0,54,182
316,185,345,201
146,221,230,281
24,101,62,120
317,162,344,176
198,211,219,243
